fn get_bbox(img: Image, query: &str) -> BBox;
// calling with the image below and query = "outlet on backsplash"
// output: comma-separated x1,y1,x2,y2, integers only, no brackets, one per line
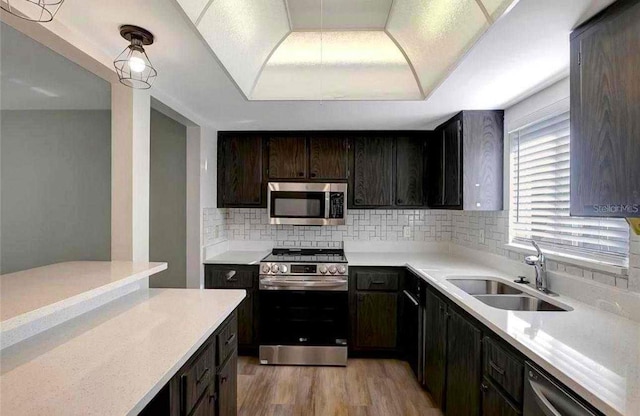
403,226,412,238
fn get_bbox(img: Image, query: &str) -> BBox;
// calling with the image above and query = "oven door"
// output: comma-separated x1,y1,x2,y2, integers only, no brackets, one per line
259,290,348,348
268,182,333,225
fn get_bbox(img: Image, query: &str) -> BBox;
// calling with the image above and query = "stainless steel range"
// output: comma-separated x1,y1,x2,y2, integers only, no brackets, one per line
258,248,348,366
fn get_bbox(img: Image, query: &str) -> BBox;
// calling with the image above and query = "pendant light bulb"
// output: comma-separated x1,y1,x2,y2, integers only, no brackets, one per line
128,56,147,73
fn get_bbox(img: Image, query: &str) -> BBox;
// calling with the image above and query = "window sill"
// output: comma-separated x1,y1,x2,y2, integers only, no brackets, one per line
504,243,628,276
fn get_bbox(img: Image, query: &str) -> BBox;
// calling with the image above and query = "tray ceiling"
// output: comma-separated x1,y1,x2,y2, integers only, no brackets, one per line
177,0,517,101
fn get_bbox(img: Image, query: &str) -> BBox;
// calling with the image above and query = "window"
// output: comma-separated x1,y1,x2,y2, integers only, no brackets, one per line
510,110,629,265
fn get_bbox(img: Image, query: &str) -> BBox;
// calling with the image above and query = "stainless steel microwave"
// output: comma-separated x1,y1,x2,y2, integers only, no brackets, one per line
267,182,347,226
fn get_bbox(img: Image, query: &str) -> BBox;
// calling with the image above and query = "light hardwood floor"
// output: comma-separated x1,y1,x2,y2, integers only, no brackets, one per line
237,356,443,416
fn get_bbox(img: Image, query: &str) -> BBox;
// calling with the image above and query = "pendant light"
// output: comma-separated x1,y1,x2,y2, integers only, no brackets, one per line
113,25,157,90
0,0,65,22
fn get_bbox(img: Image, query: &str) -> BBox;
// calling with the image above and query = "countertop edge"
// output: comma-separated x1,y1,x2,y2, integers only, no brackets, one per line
127,289,246,416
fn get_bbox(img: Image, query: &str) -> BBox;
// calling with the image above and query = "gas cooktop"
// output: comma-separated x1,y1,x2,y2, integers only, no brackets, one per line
262,248,348,264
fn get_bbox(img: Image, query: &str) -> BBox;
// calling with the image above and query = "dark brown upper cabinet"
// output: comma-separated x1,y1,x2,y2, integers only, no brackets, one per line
268,136,308,180
570,0,640,217
217,133,264,207
309,136,349,180
351,136,395,207
396,136,427,207
428,111,504,211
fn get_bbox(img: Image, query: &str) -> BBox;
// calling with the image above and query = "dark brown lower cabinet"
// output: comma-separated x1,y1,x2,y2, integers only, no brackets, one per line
216,349,238,416
445,309,482,416
482,377,521,416
205,265,259,353
355,292,398,349
423,289,448,408
139,311,238,416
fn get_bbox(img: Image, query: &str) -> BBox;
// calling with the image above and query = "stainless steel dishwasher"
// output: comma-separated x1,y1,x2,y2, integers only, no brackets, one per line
523,363,598,416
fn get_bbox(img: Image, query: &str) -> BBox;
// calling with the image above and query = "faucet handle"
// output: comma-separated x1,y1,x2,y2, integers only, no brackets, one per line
531,240,543,257
514,276,530,284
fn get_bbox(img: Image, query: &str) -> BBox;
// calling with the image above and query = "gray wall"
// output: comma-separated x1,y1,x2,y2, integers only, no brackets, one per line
150,109,187,288
1,110,111,274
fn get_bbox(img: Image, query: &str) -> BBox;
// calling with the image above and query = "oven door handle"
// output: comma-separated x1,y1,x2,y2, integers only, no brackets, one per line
260,279,347,289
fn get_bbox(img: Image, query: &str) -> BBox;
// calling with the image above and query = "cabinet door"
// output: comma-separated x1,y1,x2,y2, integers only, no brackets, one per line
219,135,263,206
570,2,640,217
482,378,521,416
443,120,462,207
427,133,445,207
268,136,308,180
352,137,394,207
424,289,447,408
237,291,254,347
446,309,482,416
462,111,504,211
216,349,238,416
355,292,397,349
309,136,348,180
395,136,426,206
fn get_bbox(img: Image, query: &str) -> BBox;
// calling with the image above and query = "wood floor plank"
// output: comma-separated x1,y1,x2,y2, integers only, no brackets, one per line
237,356,442,416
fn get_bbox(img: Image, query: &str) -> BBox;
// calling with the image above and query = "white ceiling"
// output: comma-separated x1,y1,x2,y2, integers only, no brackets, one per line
6,0,615,129
286,0,393,30
0,22,110,110
179,0,516,100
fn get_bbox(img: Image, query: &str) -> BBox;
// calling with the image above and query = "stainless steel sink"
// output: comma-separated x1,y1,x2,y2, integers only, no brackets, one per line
473,295,571,312
448,278,523,295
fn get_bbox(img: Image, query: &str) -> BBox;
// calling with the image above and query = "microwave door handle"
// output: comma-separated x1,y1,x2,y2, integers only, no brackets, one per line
325,193,330,219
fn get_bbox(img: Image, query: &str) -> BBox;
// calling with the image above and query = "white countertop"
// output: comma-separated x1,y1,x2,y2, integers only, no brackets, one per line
0,288,246,416
1,261,167,321
204,250,269,265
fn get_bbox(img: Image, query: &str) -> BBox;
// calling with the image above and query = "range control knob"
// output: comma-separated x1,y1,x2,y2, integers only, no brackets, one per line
271,264,280,273
319,265,328,274
337,265,347,275
262,264,271,274
280,265,288,274
328,265,337,275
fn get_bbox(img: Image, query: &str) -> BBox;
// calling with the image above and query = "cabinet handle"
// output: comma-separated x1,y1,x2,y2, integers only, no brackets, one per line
397,199,404,204
298,172,304,177
370,280,385,285
489,361,505,376
225,271,237,281
196,367,210,384
481,382,489,392
225,333,236,346
355,198,363,204
221,375,228,384
311,172,317,178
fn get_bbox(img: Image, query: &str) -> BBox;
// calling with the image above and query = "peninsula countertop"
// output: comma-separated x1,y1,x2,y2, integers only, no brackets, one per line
0,288,246,416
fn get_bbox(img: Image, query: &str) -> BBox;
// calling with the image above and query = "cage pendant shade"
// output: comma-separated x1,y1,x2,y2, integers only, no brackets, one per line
114,25,157,90
1,0,64,22
114,45,157,89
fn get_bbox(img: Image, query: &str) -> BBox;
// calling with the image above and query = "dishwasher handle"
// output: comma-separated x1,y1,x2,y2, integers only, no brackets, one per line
524,363,596,416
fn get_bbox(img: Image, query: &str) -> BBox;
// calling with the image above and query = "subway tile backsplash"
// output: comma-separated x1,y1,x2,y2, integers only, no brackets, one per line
202,207,639,292
222,208,452,247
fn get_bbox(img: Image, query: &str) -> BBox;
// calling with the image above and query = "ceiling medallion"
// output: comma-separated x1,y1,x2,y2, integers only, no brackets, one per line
0,0,65,22
113,25,158,90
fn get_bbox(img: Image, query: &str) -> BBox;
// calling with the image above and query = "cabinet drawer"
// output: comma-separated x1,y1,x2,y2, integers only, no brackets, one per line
482,377,521,416
181,341,213,416
217,313,238,365
483,337,524,404
356,271,399,291
208,268,254,289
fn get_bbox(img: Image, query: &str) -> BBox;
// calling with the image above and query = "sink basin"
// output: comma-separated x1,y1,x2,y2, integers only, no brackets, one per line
448,278,523,295
474,295,572,312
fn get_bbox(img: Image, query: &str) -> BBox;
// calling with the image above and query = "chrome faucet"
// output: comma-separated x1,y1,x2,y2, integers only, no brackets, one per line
525,241,549,293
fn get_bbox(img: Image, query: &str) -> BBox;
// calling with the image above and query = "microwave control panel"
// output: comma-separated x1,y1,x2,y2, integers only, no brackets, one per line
329,192,345,219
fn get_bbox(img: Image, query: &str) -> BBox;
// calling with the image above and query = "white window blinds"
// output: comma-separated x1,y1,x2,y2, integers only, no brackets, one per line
510,111,629,264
